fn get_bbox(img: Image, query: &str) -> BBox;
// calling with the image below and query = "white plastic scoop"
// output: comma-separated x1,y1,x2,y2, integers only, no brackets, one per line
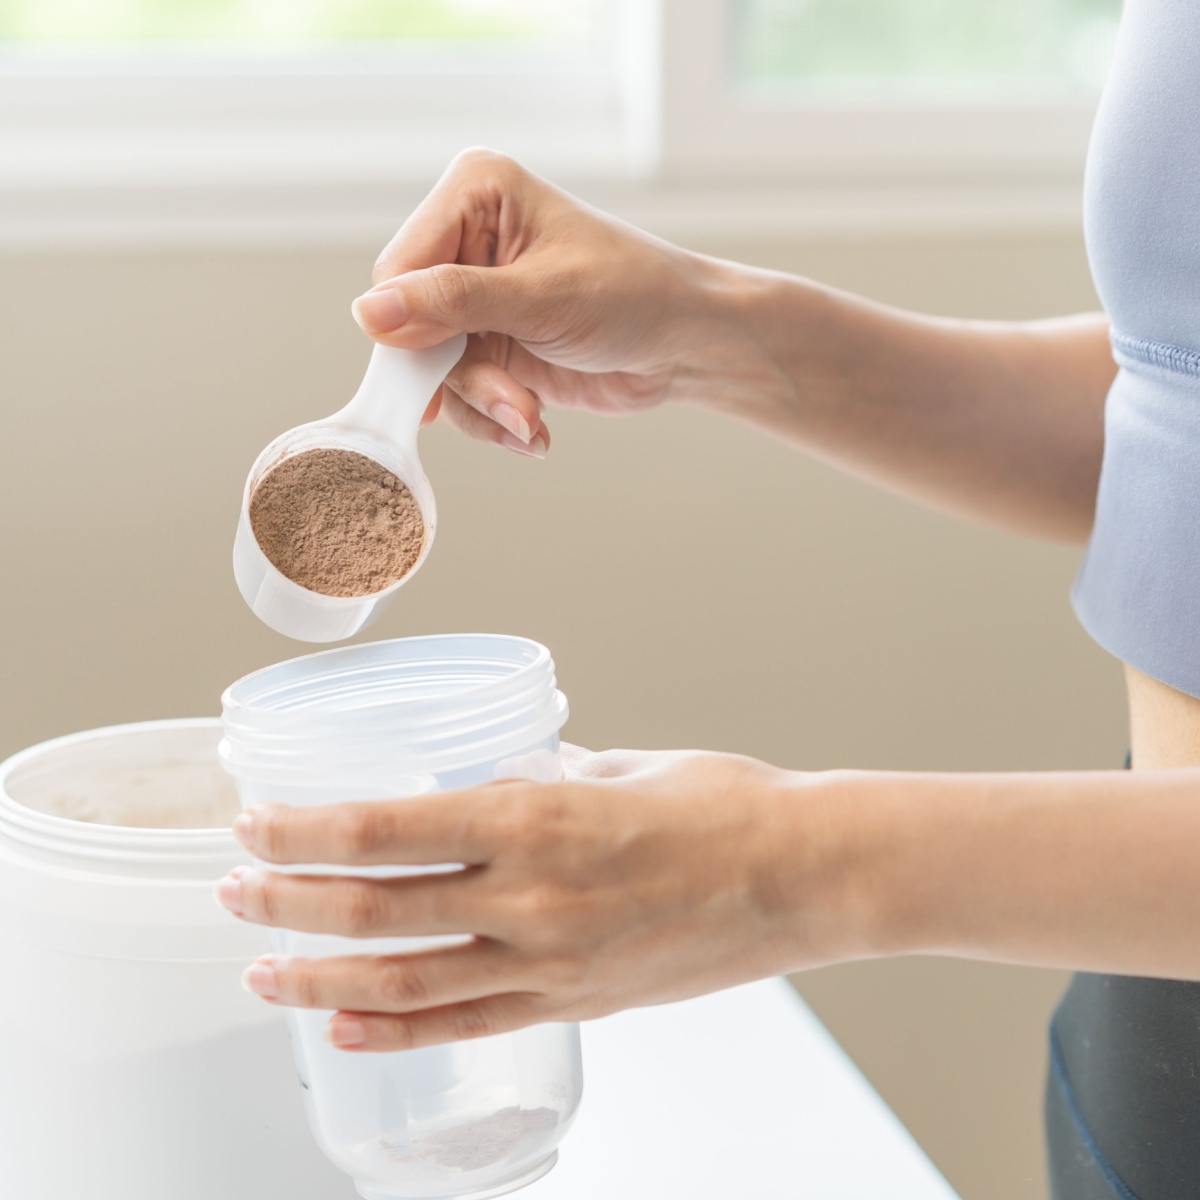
233,334,467,643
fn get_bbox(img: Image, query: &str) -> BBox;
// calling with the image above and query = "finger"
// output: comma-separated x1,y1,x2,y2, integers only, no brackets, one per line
439,388,550,459
445,344,544,446
242,942,526,1014
352,260,547,349
372,147,530,281
420,389,444,427
218,865,496,938
232,791,506,867
561,747,656,780
326,994,551,1052
560,744,600,778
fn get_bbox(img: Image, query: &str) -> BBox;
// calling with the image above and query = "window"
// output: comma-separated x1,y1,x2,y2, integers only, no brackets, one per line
734,0,1120,98
1,0,1109,248
1,0,636,250
658,0,1105,183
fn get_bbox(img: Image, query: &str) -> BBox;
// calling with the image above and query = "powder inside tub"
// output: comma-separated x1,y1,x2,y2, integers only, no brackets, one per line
9,745,241,829
249,448,425,597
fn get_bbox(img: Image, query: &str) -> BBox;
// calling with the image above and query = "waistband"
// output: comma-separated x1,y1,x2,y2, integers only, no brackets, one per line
1111,331,1200,378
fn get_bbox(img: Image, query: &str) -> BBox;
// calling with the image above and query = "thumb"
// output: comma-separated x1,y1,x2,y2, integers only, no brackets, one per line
561,746,659,780
352,261,538,349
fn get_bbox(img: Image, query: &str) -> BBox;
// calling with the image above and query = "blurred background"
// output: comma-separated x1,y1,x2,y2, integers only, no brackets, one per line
0,2,1127,1196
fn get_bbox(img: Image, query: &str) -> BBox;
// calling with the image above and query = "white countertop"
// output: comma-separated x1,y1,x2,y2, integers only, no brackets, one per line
526,979,959,1199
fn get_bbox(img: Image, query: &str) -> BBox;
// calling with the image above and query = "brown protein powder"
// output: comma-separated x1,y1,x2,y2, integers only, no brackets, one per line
249,448,425,597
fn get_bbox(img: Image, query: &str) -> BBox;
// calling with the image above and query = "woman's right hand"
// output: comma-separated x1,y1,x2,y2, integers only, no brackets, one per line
351,148,744,457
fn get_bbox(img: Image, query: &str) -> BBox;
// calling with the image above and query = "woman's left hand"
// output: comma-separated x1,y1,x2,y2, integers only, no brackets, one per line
215,748,865,1051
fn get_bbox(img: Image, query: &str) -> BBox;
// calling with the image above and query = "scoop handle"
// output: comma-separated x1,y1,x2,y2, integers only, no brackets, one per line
332,334,468,452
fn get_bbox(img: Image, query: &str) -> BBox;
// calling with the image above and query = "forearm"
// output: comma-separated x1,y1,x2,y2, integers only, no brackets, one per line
683,258,1115,542
803,766,1200,981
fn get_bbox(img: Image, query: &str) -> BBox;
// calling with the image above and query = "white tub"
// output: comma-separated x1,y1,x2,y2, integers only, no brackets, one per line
0,719,354,1200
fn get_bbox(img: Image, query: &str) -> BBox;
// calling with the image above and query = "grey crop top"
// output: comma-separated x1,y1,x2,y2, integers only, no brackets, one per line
1072,0,1200,697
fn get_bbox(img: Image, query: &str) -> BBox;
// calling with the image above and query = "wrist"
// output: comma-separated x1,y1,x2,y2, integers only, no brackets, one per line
828,770,939,959
663,253,803,419
756,768,941,971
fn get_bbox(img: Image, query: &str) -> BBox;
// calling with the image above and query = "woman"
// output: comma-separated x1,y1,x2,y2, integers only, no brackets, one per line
217,5,1200,1194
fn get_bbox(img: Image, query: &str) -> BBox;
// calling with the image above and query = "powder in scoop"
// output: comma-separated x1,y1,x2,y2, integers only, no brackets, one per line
250,448,425,597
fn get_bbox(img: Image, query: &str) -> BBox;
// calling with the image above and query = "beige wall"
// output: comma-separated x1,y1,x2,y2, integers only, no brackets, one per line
0,228,1124,1199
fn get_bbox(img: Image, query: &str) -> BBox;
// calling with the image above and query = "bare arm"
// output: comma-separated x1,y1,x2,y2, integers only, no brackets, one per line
700,269,1114,541
812,765,1200,979
354,149,1115,544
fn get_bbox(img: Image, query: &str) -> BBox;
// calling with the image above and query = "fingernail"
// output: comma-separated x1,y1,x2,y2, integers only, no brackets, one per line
501,429,548,459
215,867,247,917
352,288,407,334
232,811,255,852
492,403,532,444
242,958,282,1000
326,1018,367,1049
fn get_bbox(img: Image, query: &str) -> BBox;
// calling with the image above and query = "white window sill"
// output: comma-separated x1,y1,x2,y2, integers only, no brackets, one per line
0,179,1085,253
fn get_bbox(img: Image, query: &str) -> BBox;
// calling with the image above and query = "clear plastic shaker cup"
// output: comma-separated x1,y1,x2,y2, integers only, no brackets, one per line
219,635,582,1200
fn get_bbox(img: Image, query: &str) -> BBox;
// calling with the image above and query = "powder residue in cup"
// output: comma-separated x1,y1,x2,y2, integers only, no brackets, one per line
249,448,425,597
376,1106,561,1173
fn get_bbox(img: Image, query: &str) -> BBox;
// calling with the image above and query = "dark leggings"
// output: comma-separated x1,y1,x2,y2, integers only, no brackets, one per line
1044,757,1200,1199
1046,974,1200,1199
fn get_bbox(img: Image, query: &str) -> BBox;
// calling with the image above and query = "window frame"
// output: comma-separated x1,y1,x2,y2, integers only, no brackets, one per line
0,0,1101,248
